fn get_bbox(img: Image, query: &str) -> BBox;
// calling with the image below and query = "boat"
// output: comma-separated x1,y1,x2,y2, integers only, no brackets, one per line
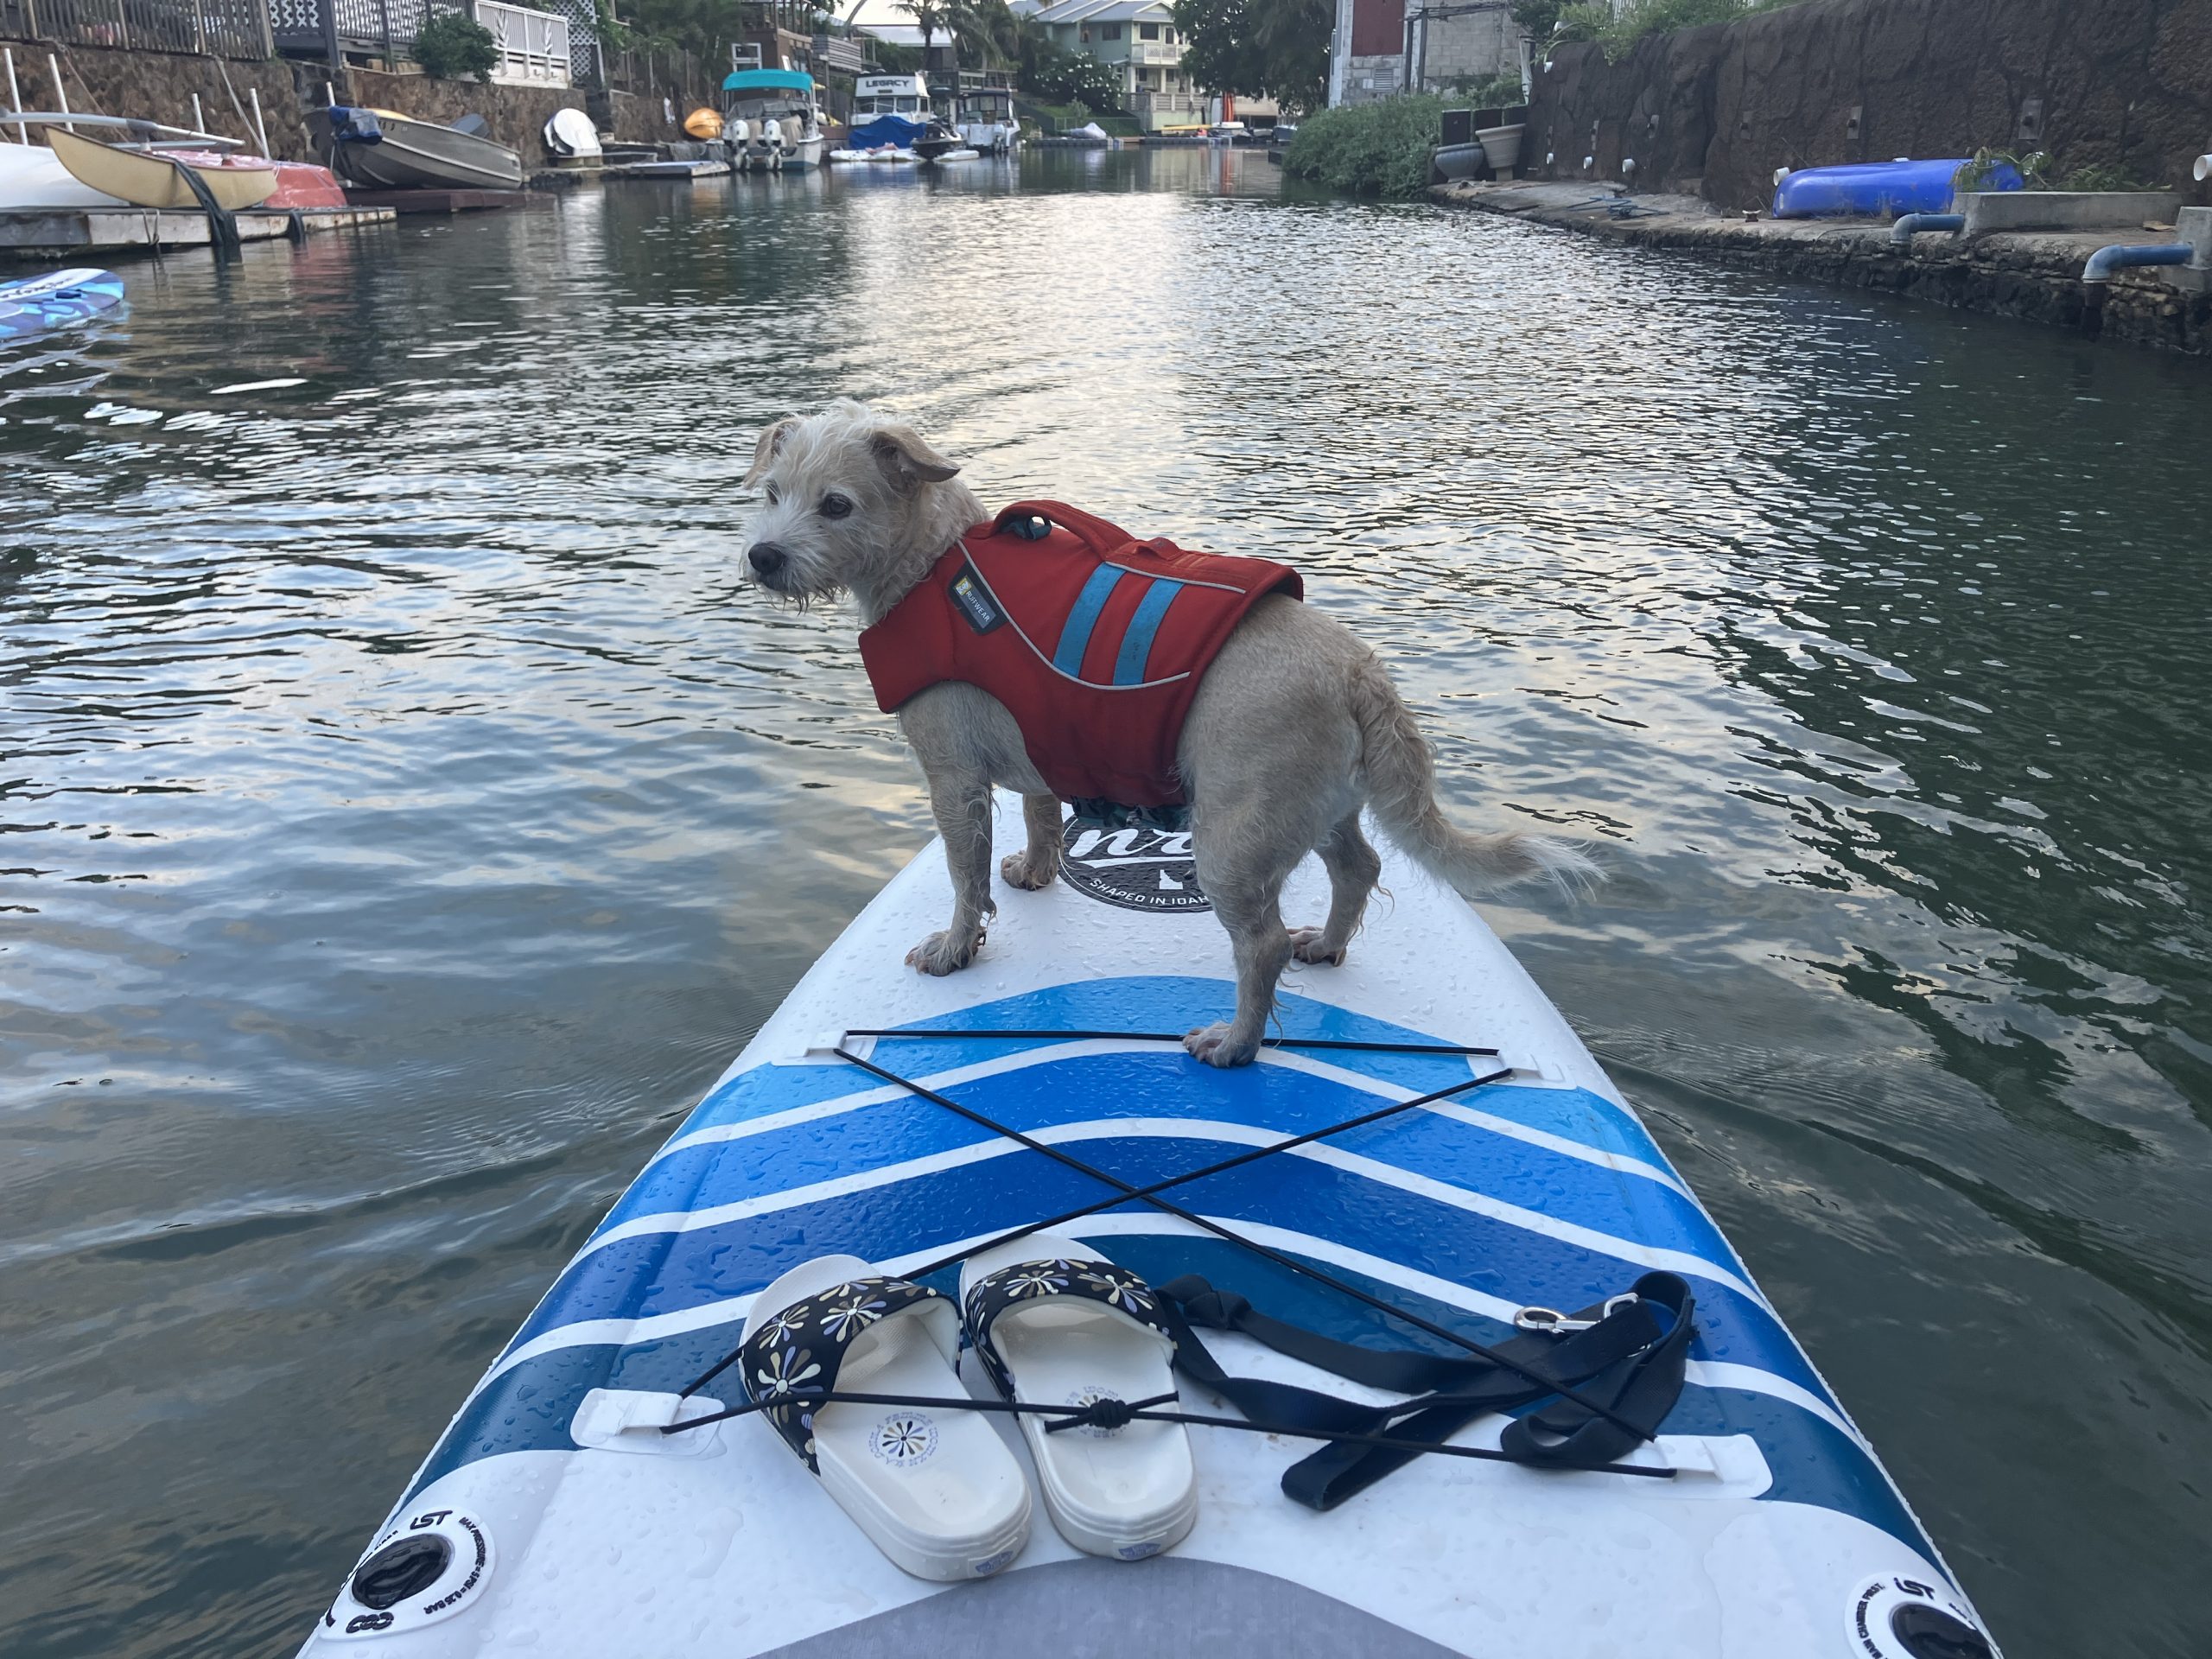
1771,157,2023,219
912,119,979,165
305,790,1998,1659
952,81,1021,155
721,69,826,171
264,162,348,211
0,137,126,210
317,106,524,192
544,108,603,163
617,157,732,179
0,266,124,340
46,126,276,212
830,73,933,164
830,113,927,165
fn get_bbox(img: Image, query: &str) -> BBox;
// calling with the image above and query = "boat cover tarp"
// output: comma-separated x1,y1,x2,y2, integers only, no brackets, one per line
845,115,927,149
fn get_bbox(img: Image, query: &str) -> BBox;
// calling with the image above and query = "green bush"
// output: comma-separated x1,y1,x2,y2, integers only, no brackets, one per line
1556,0,1800,61
413,11,499,84
1283,94,1461,199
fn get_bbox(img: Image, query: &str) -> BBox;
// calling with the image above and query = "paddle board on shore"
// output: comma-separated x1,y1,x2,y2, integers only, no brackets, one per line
304,797,1994,1658
0,268,124,340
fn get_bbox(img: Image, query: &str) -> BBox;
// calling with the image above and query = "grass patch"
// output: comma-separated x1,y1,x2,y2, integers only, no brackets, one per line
1283,95,1464,200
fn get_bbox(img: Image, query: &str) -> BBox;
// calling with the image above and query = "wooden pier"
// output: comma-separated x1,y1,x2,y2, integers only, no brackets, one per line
0,204,397,259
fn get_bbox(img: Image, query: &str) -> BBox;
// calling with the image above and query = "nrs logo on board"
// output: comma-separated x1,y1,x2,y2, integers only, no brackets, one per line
1058,819,1209,913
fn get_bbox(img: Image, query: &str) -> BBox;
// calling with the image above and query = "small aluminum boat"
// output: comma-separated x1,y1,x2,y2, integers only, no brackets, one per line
319,106,524,192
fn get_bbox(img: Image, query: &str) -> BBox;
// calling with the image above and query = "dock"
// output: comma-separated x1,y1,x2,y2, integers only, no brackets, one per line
0,204,396,259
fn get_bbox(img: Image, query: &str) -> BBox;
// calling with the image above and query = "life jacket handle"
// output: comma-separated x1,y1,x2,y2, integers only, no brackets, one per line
993,499,1146,562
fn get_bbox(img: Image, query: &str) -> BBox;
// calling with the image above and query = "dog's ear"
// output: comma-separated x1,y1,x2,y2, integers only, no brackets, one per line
744,416,798,486
870,423,961,489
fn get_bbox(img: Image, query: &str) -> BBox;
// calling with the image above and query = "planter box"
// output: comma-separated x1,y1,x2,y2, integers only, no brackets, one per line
1961,190,2183,236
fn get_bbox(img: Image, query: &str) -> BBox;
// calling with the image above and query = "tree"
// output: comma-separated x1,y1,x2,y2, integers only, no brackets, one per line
1171,0,1330,116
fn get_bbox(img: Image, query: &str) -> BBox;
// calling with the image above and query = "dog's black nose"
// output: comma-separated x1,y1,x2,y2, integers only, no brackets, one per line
747,543,788,578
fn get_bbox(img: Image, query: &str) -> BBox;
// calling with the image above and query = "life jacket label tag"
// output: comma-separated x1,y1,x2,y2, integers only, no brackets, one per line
949,564,1007,635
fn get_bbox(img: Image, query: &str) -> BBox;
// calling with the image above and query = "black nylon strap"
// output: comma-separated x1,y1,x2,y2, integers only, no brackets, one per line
1153,1271,1695,1510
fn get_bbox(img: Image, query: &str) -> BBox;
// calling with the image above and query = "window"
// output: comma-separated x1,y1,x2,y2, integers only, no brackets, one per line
1102,22,1121,39
1139,21,1158,38
895,95,918,110
1165,26,1176,41
1079,24,1089,39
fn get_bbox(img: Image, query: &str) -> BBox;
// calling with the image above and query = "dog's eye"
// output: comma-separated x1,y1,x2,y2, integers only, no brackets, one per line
820,493,853,519
764,483,780,506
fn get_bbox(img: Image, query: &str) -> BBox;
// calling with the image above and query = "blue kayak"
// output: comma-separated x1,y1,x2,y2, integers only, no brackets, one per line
0,268,125,340
1771,159,2023,219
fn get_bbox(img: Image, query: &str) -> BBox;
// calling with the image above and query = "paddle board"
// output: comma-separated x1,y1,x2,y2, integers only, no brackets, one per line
304,798,1996,1658
0,268,124,341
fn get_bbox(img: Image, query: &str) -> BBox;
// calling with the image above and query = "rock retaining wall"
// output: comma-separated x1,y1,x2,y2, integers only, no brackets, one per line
0,38,695,167
1525,0,2212,211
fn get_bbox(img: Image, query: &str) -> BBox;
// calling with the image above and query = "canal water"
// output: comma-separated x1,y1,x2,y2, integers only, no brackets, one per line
3,148,2207,1657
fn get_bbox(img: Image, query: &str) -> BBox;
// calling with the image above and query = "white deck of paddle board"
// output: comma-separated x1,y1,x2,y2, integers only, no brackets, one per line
303,797,1992,1658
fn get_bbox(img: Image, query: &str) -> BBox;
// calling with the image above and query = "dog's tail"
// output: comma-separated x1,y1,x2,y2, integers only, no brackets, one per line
1348,651,1599,897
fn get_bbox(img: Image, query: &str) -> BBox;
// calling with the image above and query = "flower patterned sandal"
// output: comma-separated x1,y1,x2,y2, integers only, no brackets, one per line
741,1253,1031,1581
960,1236,1198,1561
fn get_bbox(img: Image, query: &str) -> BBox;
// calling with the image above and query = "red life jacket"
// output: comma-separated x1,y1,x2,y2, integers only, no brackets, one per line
858,499,1303,807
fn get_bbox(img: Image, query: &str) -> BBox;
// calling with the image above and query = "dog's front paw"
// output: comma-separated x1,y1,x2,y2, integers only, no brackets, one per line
906,928,982,976
1000,850,1058,891
1185,1021,1259,1069
1287,927,1347,967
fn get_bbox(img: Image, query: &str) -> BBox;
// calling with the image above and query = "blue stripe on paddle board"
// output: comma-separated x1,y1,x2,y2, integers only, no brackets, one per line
1052,565,1126,677
503,1141,1813,1394
666,977,1669,1171
595,1062,1715,1262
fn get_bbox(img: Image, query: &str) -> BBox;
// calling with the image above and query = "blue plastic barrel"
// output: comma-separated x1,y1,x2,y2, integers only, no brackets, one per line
1770,159,2024,219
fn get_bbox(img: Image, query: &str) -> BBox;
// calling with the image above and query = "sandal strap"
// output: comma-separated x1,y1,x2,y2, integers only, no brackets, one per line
740,1274,946,1471
962,1256,1178,1399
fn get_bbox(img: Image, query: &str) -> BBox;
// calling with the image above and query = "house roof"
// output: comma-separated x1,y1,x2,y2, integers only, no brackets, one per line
1012,0,1176,22
841,0,925,45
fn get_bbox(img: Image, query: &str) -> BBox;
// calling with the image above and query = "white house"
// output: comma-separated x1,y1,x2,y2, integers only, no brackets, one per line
1013,0,1208,130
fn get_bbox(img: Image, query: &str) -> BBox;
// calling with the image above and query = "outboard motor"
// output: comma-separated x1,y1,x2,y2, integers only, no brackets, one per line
760,117,784,165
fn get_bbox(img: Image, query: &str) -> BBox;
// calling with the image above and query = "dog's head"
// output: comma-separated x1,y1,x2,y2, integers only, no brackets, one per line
741,400,969,613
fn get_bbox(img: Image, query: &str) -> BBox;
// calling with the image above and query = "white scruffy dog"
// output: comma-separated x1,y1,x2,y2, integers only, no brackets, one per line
742,401,1594,1067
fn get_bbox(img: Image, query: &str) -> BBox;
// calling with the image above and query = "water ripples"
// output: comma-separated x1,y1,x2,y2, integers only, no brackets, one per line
2,148,2208,1656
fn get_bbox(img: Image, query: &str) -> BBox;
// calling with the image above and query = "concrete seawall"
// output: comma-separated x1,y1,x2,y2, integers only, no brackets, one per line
1433,180,2212,357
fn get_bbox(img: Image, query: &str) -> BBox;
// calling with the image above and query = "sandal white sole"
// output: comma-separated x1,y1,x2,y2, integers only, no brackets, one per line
961,1236,1198,1561
746,1254,1031,1581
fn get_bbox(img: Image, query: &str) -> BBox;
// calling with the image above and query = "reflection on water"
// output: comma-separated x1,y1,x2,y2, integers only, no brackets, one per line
3,147,2208,1658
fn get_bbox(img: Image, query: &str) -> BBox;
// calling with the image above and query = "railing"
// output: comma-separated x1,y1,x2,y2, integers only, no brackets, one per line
1128,90,1203,117
810,31,862,73
268,0,428,60
3,0,272,58
478,0,565,85
1126,39,1178,65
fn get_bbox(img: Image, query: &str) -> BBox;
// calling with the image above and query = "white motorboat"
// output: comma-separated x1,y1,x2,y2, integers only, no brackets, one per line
722,68,826,171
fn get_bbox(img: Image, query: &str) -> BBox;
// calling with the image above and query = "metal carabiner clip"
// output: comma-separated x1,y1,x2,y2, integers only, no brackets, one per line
1513,1291,1641,1335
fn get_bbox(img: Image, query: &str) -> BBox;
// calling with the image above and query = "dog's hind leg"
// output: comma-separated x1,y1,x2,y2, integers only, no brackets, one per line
1287,811,1381,966
908,774,996,976
1000,792,1063,891
1184,806,1300,1068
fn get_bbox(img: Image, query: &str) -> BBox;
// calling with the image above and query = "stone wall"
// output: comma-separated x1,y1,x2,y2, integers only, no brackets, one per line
0,38,695,167
1524,0,2212,211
